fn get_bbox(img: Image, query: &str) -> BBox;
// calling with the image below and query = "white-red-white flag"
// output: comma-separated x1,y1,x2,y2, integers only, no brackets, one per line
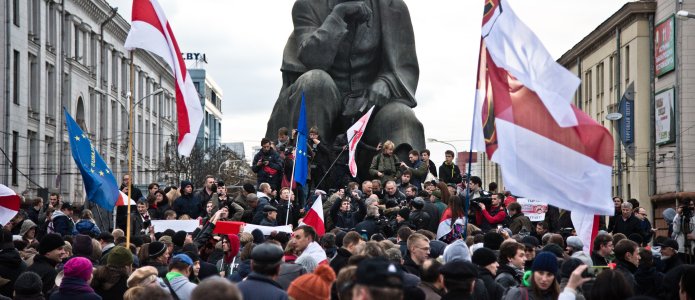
472,0,614,247
116,191,137,207
300,195,325,236
0,185,20,226
347,106,375,177
124,0,203,156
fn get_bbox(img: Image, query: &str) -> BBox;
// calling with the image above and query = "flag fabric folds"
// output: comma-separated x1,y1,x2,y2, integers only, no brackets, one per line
300,195,325,236
473,0,614,220
124,0,203,156
116,191,137,207
65,109,120,211
0,184,20,226
347,106,375,177
294,94,309,186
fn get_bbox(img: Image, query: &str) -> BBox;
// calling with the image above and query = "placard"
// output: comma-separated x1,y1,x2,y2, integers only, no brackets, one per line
516,198,548,222
150,220,200,233
655,88,675,145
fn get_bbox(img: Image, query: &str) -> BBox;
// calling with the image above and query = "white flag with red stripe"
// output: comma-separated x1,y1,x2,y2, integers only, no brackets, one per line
116,191,137,207
124,0,203,156
299,195,325,236
472,0,614,244
0,185,20,226
347,106,375,177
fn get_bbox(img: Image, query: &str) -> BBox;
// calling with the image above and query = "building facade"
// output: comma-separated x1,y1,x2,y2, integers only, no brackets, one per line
558,1,656,219
190,68,223,151
0,0,179,204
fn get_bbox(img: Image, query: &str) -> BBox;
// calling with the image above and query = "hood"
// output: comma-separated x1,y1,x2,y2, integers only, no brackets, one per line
224,234,240,263
51,210,67,220
20,219,37,237
180,180,193,191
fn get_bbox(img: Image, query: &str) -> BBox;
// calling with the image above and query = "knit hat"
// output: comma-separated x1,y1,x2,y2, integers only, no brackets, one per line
39,233,65,255
19,219,37,237
63,257,93,282
532,252,558,274
14,271,43,296
443,239,472,263
251,229,265,244
107,246,134,267
72,234,93,257
148,241,167,258
158,235,173,246
566,236,584,250
398,207,410,220
287,264,336,300
471,248,498,267
127,266,159,288
541,244,564,258
180,180,193,190
172,230,187,247
243,183,256,194
483,232,504,251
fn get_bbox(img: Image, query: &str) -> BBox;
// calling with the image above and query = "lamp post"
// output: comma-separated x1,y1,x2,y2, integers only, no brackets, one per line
606,112,623,197
427,138,460,167
677,10,695,19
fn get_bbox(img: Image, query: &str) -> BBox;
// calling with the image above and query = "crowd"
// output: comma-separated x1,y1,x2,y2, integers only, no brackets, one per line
1,134,695,300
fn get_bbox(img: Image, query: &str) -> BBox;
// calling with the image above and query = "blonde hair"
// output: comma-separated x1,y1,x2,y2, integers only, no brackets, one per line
383,140,395,151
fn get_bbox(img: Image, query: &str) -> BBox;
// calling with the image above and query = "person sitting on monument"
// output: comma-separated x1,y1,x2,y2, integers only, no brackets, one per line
369,140,401,185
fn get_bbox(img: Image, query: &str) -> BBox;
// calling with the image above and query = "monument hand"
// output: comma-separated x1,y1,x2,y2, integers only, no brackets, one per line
368,79,391,106
334,1,372,24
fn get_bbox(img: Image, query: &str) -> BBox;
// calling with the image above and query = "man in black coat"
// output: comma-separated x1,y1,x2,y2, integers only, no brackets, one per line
173,180,202,219
611,202,645,238
0,230,26,298
329,231,364,275
472,248,505,300
236,243,288,300
27,233,65,296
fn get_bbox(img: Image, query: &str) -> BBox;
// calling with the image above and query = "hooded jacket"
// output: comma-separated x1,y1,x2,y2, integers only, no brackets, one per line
173,181,201,219
50,210,74,236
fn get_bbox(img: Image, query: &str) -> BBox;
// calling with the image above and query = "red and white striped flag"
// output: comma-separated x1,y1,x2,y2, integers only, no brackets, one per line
300,195,325,236
0,185,20,226
347,106,375,177
124,0,203,156
116,191,137,207
472,0,614,245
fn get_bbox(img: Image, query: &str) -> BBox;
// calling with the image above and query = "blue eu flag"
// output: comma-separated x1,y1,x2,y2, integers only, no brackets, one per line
64,108,119,211
294,94,309,186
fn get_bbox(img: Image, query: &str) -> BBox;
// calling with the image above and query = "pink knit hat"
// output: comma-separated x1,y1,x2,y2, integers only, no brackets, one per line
63,257,93,282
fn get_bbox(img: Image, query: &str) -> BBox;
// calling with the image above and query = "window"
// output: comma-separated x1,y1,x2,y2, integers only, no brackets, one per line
47,4,57,48
121,58,128,95
13,0,19,27
28,0,40,38
74,25,81,60
624,45,630,84
46,63,56,118
11,131,18,186
13,50,19,105
111,100,118,146
584,70,592,116
112,51,119,91
89,92,97,132
609,55,614,91
46,136,55,185
29,53,39,115
27,131,37,182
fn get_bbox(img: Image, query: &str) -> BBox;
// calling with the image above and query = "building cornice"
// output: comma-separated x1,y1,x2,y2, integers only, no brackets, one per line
557,1,656,66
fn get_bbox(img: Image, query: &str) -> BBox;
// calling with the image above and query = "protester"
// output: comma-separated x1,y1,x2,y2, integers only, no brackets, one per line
236,242,288,299
287,264,335,300
91,246,133,300
28,233,65,296
161,254,198,300
190,277,242,300
50,257,101,300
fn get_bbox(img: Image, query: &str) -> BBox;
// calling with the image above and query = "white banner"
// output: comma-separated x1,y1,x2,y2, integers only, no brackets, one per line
516,198,548,222
151,220,200,233
243,223,293,235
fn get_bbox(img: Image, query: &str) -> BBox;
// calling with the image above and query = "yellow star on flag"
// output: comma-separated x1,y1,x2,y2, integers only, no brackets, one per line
74,136,80,141
99,171,104,176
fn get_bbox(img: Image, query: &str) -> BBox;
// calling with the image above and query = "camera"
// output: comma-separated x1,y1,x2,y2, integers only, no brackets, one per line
143,220,151,228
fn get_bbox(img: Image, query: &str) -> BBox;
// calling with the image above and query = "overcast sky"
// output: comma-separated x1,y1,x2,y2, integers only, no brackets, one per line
108,0,630,164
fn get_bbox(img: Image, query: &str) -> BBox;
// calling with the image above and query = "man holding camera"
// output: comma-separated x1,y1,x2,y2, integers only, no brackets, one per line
209,180,244,221
672,199,695,263
251,138,283,191
474,193,507,232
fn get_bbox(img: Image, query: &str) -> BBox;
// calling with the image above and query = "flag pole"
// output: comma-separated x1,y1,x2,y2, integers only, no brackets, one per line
313,132,359,191
126,50,136,248
461,39,486,240
286,152,297,226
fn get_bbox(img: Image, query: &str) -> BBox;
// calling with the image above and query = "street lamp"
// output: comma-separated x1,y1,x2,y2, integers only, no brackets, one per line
127,88,164,110
677,10,695,19
605,112,623,197
427,138,459,167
